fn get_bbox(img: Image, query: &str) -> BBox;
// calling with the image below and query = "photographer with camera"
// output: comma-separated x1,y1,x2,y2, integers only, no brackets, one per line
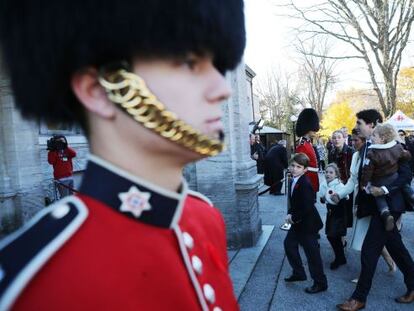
47,135,77,198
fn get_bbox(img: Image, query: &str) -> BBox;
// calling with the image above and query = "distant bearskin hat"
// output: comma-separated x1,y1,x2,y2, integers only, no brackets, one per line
0,0,245,129
295,108,320,137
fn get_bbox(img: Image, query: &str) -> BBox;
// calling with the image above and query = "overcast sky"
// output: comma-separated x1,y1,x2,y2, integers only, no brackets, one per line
244,0,414,99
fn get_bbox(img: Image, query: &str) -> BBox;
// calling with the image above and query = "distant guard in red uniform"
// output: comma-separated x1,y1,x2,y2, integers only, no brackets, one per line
0,1,245,310
295,108,320,192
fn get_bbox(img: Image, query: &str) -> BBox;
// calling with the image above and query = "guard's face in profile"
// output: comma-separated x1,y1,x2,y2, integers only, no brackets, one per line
132,55,231,144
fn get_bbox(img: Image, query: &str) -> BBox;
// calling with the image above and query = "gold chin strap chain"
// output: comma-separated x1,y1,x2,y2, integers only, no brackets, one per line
98,68,224,156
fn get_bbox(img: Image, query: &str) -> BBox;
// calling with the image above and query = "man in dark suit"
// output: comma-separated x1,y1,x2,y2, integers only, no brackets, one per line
264,140,288,195
337,109,414,310
284,153,327,294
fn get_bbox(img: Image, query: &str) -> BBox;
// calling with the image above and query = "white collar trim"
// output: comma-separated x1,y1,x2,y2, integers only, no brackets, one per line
368,140,396,150
327,178,341,187
88,154,186,201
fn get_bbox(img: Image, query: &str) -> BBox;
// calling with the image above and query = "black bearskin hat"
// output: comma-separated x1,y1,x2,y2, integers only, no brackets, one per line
0,0,245,129
295,108,320,137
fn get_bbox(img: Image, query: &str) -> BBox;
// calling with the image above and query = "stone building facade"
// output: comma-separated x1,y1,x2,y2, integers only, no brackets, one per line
184,64,262,249
0,61,262,248
0,67,89,234
245,65,261,123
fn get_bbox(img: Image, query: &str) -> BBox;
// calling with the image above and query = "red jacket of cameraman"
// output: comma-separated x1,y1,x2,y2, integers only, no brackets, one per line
48,147,77,179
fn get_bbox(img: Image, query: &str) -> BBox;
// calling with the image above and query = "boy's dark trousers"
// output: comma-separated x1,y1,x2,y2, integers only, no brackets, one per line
284,230,327,286
327,236,346,263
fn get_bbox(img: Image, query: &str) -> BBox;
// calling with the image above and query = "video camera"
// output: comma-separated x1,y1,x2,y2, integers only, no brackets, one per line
251,119,265,134
47,135,68,151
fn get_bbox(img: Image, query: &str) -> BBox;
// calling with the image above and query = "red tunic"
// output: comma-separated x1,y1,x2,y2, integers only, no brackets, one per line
295,138,319,192
1,156,238,311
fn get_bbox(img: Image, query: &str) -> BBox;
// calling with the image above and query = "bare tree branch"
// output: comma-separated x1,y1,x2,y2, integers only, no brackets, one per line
283,0,414,117
255,68,303,131
295,38,336,117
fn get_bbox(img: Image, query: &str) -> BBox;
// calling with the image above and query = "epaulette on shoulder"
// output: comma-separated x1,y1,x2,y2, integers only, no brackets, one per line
0,196,88,311
299,137,309,145
187,190,213,206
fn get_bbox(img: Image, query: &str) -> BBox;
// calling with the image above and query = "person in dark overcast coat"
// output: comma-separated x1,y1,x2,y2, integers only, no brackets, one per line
264,140,288,195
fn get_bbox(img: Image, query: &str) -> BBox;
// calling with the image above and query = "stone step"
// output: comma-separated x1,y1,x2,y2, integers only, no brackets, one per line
257,183,268,193
228,225,274,299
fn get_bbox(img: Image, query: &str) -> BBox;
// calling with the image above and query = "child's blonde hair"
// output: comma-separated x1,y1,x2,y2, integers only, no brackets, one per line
325,163,340,178
373,124,397,144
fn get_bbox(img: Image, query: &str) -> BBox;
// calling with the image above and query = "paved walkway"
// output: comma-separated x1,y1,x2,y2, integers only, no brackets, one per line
229,190,414,310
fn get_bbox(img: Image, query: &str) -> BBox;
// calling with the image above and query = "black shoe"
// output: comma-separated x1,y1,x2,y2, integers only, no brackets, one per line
407,193,414,205
381,211,394,231
272,192,284,196
304,283,328,294
284,275,307,282
330,259,347,270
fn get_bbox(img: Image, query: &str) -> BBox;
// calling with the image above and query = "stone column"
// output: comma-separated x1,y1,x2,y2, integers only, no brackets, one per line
0,62,45,234
184,63,262,248
0,74,20,234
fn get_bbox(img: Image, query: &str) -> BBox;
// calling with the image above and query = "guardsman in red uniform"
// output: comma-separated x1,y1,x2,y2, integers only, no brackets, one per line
295,108,320,192
0,1,245,310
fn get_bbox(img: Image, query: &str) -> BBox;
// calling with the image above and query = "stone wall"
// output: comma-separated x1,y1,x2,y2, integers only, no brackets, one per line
0,64,89,235
0,79,44,233
184,63,262,249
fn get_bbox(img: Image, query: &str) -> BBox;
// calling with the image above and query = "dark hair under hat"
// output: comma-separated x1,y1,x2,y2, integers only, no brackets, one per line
0,0,246,129
295,108,320,137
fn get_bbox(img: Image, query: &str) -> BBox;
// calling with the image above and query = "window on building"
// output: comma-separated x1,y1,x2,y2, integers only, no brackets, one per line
39,122,83,136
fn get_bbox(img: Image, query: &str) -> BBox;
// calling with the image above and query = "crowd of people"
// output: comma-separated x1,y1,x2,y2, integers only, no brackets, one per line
281,108,414,310
250,108,414,308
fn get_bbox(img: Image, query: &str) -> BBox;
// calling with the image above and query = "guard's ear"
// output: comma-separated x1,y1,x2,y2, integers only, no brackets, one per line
71,68,116,119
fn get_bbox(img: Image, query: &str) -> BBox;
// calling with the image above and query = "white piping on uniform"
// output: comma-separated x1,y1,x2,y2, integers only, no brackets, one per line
173,226,209,311
187,190,213,206
0,196,88,311
307,167,319,172
0,196,74,250
88,154,185,200
170,181,188,228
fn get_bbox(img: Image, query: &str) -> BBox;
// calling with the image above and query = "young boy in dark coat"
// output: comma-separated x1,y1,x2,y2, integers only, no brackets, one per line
284,153,328,294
